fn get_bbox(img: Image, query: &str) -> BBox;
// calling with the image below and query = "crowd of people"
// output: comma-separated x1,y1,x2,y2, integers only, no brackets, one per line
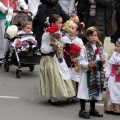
0,0,120,119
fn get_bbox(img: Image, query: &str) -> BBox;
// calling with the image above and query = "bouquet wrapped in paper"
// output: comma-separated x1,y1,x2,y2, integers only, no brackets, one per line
69,44,81,72
46,25,63,62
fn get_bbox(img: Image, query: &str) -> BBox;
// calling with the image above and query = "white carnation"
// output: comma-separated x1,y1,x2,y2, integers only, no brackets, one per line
6,25,18,39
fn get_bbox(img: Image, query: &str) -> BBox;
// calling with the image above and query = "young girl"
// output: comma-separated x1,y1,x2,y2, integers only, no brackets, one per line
61,21,84,103
104,38,120,113
12,21,38,54
77,26,105,119
39,14,75,106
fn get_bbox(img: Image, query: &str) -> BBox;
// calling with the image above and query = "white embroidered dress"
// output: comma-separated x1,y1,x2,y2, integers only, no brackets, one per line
106,52,120,104
39,32,75,98
61,36,84,82
77,44,103,100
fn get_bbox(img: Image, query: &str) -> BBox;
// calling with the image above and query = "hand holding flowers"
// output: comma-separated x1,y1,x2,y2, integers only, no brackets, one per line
100,55,105,62
46,25,63,62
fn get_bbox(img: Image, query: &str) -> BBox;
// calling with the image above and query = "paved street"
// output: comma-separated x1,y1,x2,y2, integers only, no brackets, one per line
0,37,119,120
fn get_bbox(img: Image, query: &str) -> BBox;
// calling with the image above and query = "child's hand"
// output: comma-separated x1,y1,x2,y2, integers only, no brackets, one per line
80,22,85,28
105,77,109,82
100,55,105,62
24,9,30,13
88,61,96,68
16,34,19,37
71,57,79,63
115,46,120,52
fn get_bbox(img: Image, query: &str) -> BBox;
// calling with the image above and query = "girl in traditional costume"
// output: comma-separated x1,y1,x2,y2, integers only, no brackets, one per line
39,14,75,106
77,26,105,119
0,0,29,65
104,38,120,113
61,21,84,103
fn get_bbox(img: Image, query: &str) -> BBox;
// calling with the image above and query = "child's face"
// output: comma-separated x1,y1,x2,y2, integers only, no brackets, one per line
116,41,120,47
22,25,32,33
115,41,120,52
68,23,79,37
53,17,63,30
87,31,98,44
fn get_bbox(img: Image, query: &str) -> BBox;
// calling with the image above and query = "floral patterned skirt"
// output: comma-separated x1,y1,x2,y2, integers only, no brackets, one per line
39,56,75,98
104,87,120,113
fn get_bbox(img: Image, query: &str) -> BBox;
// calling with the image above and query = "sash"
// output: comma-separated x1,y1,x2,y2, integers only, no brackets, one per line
110,64,120,82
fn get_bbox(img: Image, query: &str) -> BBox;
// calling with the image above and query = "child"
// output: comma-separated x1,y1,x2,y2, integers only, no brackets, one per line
104,38,120,113
39,14,75,106
12,21,38,54
77,26,105,119
61,21,84,103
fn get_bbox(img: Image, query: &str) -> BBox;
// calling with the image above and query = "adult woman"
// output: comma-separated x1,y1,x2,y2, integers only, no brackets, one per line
111,0,120,45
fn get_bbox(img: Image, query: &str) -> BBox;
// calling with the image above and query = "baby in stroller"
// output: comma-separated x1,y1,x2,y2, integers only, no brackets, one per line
11,21,38,56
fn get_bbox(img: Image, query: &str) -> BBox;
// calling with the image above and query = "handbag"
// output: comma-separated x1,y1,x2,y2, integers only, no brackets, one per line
105,10,117,37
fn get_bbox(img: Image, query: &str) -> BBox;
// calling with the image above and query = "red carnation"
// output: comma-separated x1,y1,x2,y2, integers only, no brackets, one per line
56,35,61,39
46,25,59,34
70,44,81,55
95,48,99,54
93,48,100,60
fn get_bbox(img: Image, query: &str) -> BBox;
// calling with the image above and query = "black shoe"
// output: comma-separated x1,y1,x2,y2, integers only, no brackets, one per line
89,109,103,117
48,99,63,106
66,98,76,104
79,110,90,119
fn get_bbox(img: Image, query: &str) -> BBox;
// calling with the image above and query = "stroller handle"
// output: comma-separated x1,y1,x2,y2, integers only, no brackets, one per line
18,33,34,37
13,10,33,16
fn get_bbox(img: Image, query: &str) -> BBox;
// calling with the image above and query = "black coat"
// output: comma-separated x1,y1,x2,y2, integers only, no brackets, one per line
76,0,113,36
111,0,120,43
35,0,70,48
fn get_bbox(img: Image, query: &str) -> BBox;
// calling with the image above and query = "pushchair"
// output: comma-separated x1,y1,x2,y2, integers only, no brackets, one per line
4,10,41,78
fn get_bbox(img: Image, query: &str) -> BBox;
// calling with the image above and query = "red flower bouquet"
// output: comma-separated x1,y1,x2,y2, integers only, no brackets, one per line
46,25,59,34
69,44,81,72
70,44,81,58
46,25,63,61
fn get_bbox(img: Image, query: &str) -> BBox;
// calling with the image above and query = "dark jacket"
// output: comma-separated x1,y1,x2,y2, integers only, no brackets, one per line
111,0,120,43
35,0,70,48
76,0,114,36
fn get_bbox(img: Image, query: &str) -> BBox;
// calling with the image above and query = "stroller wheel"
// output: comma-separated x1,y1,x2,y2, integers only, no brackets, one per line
29,65,34,72
4,62,9,72
16,69,22,78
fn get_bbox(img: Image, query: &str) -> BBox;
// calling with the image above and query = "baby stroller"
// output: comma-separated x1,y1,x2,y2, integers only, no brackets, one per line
4,10,41,78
